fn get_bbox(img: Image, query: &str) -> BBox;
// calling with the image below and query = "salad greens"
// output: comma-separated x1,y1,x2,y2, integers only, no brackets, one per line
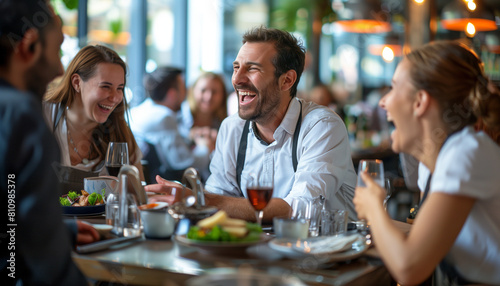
187,223,262,242
59,188,105,206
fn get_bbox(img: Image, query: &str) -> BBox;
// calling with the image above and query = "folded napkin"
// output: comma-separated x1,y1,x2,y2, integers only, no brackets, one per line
299,234,362,254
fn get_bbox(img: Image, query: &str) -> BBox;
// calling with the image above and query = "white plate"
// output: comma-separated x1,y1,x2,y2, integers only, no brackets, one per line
138,201,168,210
268,234,368,262
175,234,272,256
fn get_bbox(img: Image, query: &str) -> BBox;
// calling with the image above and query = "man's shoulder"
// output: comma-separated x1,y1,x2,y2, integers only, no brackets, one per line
0,87,40,118
220,113,246,131
130,99,174,126
300,100,343,124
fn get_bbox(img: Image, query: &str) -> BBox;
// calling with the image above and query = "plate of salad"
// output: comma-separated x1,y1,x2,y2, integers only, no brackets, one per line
175,210,272,255
60,190,106,216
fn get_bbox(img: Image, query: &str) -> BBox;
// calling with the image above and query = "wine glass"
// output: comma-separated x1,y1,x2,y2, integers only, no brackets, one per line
105,142,129,177
357,159,385,188
384,178,393,212
357,159,386,227
246,173,273,227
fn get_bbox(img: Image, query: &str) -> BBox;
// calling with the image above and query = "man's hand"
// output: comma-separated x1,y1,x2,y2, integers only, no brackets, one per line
76,220,100,245
145,175,191,204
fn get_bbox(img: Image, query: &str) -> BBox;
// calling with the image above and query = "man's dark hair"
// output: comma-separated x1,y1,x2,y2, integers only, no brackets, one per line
0,0,54,67
143,67,183,102
242,26,306,98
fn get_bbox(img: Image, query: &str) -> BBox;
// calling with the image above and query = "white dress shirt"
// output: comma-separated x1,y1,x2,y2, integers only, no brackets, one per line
205,98,358,220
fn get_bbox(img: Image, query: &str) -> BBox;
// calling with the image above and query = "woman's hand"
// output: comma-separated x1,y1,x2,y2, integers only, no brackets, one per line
75,220,100,245
353,171,386,220
145,175,190,204
191,127,217,152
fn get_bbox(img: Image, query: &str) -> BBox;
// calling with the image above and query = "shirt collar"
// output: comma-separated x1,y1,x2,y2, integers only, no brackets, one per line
279,97,301,136
249,97,302,144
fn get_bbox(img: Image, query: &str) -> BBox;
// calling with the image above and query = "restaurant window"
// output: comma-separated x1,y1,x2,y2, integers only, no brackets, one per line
86,0,130,56
51,0,79,68
146,0,180,73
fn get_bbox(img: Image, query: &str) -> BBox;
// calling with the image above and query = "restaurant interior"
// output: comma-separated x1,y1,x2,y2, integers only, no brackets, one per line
43,0,500,285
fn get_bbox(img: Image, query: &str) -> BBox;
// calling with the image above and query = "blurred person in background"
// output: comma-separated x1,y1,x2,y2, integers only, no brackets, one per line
43,45,144,191
354,41,500,285
130,67,215,183
0,1,99,284
179,71,228,136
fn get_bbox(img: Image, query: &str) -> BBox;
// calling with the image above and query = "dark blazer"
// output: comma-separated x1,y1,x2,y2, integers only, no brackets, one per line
0,80,88,285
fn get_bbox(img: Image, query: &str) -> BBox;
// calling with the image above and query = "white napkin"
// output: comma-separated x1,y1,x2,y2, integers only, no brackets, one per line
299,234,362,254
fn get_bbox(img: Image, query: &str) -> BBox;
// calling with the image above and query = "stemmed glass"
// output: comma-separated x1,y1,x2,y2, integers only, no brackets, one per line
384,178,393,211
358,159,392,210
246,173,274,227
105,142,129,177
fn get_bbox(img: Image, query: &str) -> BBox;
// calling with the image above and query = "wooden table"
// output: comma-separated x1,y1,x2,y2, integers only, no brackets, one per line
73,217,410,285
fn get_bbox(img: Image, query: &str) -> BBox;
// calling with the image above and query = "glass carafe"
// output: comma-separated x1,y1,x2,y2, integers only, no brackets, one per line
106,174,141,237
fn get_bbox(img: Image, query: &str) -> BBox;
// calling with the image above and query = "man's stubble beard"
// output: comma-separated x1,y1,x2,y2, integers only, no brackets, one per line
238,79,281,124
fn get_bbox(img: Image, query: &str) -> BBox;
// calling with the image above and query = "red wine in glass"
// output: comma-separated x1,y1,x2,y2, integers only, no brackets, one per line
105,142,129,177
106,165,122,177
246,174,273,226
247,187,273,211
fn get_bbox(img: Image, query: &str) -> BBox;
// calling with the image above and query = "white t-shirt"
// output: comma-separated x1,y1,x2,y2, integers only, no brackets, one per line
418,126,500,284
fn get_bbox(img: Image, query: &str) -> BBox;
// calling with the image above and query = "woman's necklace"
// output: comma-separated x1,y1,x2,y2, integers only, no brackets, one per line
67,129,90,164
66,116,92,165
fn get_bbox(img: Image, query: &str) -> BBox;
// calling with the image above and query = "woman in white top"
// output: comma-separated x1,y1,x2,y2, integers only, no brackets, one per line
43,45,143,191
354,41,500,285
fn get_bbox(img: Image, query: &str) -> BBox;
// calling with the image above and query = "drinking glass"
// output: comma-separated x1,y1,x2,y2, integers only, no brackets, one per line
357,159,385,188
384,178,393,211
246,173,273,227
291,196,323,237
105,142,129,177
357,160,392,211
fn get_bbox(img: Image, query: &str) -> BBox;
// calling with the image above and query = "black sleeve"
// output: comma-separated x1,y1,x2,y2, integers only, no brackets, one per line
0,92,88,286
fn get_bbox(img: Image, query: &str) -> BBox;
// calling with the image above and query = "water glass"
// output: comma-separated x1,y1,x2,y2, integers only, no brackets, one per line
290,196,323,237
321,209,348,236
273,217,309,239
105,174,141,237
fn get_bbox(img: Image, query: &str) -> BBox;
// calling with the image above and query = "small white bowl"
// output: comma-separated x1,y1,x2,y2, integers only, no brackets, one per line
92,224,113,238
140,209,175,239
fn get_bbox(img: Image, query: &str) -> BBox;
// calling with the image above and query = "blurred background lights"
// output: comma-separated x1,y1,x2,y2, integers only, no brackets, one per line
466,22,476,37
382,46,395,62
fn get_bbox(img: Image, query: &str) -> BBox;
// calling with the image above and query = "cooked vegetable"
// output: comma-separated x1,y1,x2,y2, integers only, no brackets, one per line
88,192,104,206
59,196,71,206
187,210,262,242
59,189,104,207
67,191,78,201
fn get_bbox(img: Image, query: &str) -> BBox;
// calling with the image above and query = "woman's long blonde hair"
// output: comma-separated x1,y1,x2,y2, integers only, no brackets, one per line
44,44,139,163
